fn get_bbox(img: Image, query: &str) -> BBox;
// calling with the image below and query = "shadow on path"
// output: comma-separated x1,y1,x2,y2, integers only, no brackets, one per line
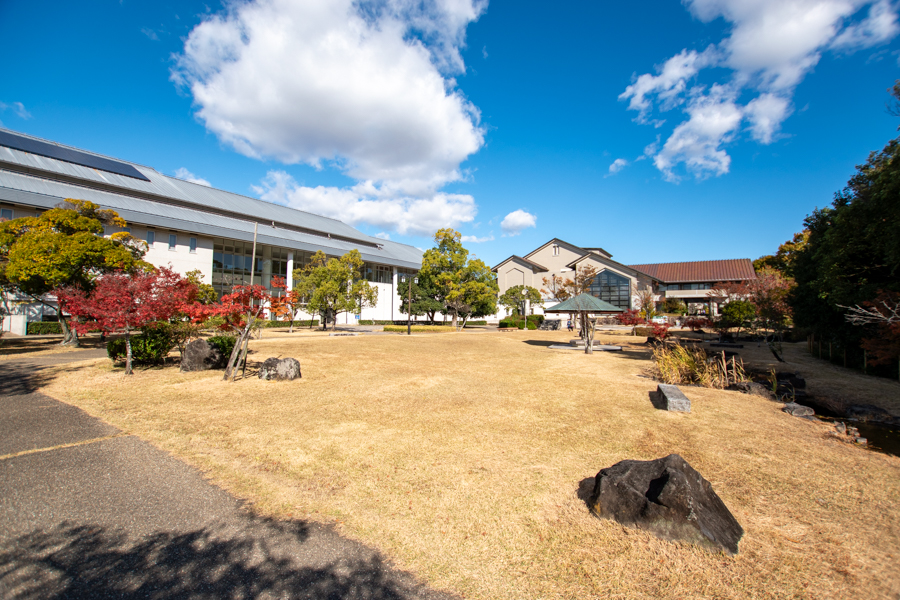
0,519,449,600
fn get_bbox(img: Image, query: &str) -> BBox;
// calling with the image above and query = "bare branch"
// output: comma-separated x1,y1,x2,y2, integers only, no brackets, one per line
839,299,900,326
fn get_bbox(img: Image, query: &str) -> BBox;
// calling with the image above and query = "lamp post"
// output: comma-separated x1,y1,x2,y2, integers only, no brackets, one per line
402,275,418,335
521,288,528,328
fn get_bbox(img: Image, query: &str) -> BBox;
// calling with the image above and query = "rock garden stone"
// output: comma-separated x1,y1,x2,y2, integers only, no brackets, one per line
588,454,744,555
180,339,224,372
258,357,302,380
726,381,773,400
653,384,690,412
782,402,815,417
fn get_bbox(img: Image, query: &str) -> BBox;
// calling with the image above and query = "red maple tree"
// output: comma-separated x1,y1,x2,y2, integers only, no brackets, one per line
56,267,194,375
182,284,271,380
269,275,305,333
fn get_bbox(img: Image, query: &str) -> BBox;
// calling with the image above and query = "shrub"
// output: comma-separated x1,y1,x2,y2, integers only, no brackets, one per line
650,322,671,340
652,344,748,388
207,335,237,359
526,314,544,326
526,321,537,330
27,322,62,335
499,315,526,329
662,298,688,315
683,316,710,332
383,325,455,333
107,328,175,365
263,319,318,328
617,309,645,326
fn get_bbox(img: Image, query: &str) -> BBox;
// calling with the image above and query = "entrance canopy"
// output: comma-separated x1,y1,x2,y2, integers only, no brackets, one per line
544,293,624,314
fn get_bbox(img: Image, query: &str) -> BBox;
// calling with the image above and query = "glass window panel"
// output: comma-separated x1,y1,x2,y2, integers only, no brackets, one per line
168,234,177,250
224,253,234,270
189,237,197,253
146,231,155,245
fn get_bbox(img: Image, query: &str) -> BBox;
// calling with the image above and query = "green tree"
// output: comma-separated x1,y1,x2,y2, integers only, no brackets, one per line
397,274,443,321
0,199,148,345
498,285,542,316
719,300,757,339
790,132,900,367
420,229,498,329
185,269,218,305
292,250,377,331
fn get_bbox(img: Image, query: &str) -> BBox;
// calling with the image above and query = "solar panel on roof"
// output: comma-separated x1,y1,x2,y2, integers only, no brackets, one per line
0,130,151,182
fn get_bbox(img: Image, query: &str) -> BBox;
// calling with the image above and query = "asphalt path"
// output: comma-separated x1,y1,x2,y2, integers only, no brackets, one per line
0,353,457,600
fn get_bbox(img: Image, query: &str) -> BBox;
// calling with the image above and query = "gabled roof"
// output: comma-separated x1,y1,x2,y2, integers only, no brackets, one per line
523,238,586,260
565,253,644,277
582,247,613,258
544,293,624,313
492,255,549,272
628,259,757,283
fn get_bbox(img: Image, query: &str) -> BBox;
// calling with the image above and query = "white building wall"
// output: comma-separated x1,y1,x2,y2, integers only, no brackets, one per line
133,226,214,283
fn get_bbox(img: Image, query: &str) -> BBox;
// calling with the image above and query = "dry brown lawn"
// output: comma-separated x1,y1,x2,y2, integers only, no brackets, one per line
39,329,900,600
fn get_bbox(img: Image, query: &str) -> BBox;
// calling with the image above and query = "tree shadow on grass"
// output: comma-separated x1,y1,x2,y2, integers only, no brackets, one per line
0,519,455,600
0,363,92,397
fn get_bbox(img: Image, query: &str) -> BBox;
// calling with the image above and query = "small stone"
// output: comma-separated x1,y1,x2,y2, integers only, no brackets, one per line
855,437,868,446
654,384,690,413
782,403,814,417
258,357,302,380
834,422,847,434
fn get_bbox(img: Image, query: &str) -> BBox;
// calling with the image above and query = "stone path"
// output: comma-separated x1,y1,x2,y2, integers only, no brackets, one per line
0,355,457,600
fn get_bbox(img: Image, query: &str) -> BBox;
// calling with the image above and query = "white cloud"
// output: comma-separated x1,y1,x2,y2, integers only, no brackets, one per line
172,0,486,199
253,170,477,237
174,167,212,187
0,101,32,120
624,0,900,180
500,209,537,235
461,234,494,242
607,158,629,175
654,85,743,182
374,232,391,240
745,93,792,143
141,27,159,41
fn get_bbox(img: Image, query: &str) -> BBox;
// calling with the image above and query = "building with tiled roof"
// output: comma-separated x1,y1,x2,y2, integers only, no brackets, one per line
492,239,756,315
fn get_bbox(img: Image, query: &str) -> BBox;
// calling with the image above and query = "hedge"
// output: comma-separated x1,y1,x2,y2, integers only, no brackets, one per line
383,325,456,333
263,319,319,328
27,322,63,335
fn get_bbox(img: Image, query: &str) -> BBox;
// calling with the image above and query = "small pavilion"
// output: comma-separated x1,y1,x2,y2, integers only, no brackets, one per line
544,293,624,354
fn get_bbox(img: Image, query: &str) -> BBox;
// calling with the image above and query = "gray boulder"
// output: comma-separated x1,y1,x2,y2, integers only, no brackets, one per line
588,454,743,555
180,339,224,372
258,357,302,380
652,384,691,412
782,402,815,417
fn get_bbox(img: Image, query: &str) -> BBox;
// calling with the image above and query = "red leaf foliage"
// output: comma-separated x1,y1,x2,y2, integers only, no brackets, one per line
616,309,646,326
56,267,195,334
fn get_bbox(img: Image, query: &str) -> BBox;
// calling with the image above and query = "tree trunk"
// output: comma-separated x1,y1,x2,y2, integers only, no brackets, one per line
124,326,133,375
451,308,458,330
223,319,253,380
583,314,594,354
58,312,80,347
458,313,469,331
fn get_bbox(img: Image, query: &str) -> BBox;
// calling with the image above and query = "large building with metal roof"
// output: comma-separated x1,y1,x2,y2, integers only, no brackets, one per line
0,128,423,330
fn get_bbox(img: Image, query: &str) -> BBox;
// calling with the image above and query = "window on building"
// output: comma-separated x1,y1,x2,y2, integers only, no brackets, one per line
146,231,155,245
189,237,197,253
168,234,177,250
123,227,131,233
588,269,631,309
0,208,12,221
552,244,560,256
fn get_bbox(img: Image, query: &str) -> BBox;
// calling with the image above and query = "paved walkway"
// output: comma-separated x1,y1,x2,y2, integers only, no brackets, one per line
0,355,457,599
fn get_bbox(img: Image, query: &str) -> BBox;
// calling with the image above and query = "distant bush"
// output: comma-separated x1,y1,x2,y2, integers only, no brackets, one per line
499,315,526,329
383,325,455,333
616,309,646,326
27,322,62,335
263,319,318,328
526,321,538,330
107,328,174,365
683,316,710,332
207,335,237,359
526,315,544,326
661,298,688,315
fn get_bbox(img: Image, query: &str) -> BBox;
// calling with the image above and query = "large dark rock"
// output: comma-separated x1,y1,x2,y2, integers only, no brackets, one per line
726,381,774,400
588,454,743,555
180,339,224,372
258,357,302,381
652,384,691,412
782,402,815,417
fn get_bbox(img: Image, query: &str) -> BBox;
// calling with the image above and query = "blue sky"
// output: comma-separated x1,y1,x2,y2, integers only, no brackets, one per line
2,0,898,267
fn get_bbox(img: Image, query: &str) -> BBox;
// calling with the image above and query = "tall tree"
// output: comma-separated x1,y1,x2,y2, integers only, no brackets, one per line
57,267,193,375
397,275,443,322
0,199,147,345
270,275,305,333
420,229,498,329
292,250,377,331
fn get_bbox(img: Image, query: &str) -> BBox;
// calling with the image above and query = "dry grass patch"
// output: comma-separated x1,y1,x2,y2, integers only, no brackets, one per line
40,330,900,600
